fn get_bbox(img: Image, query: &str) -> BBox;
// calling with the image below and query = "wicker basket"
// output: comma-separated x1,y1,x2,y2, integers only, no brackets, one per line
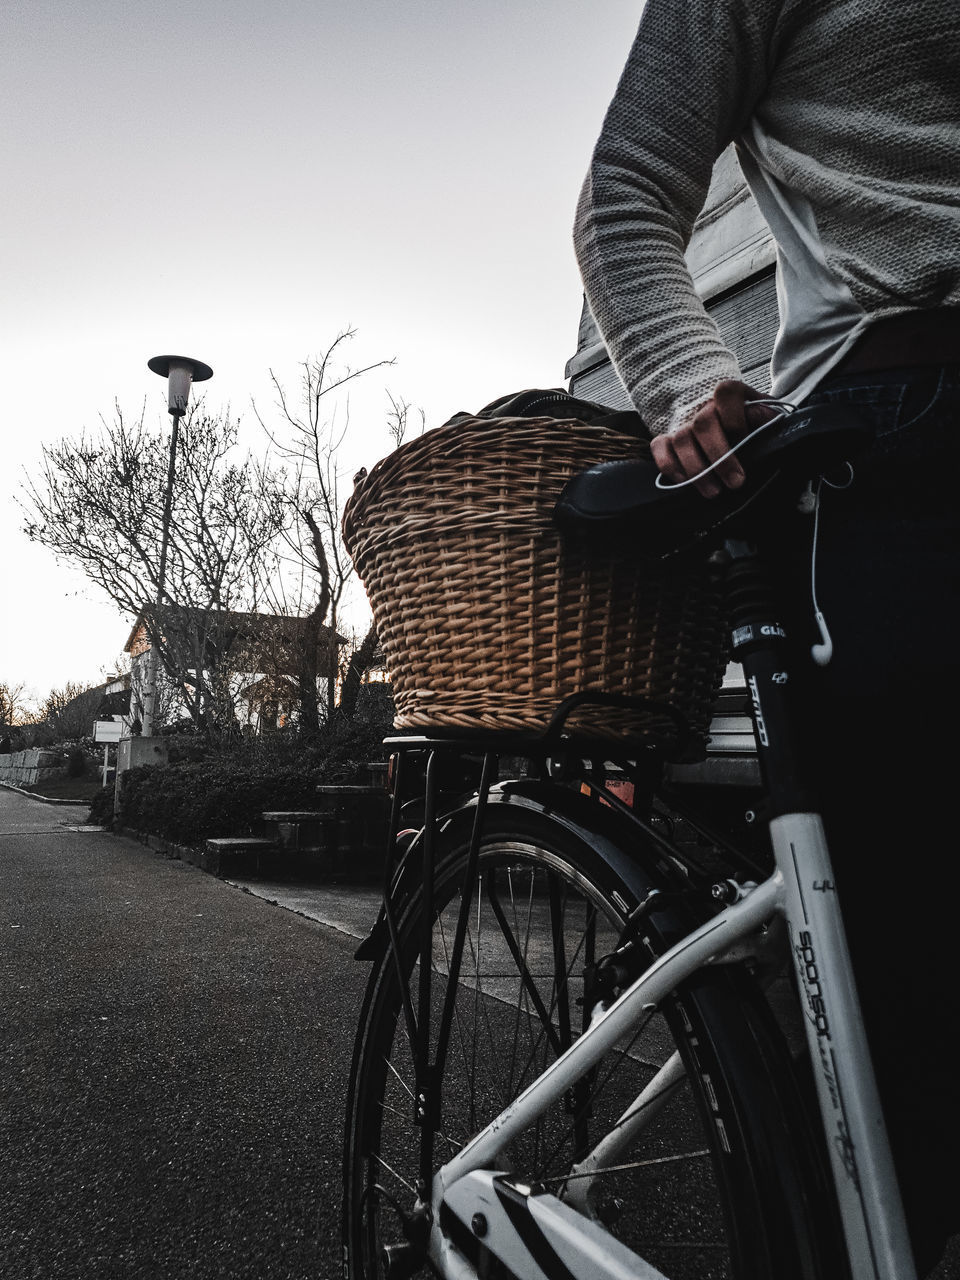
342,415,727,749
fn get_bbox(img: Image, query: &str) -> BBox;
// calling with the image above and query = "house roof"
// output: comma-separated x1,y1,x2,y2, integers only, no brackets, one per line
124,605,346,655
97,687,132,717
55,681,110,719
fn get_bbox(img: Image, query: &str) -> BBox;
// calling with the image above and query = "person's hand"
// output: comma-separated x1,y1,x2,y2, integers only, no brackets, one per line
650,379,778,498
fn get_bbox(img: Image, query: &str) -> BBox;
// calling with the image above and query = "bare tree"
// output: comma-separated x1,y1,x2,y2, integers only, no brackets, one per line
21,404,285,735
336,624,382,721
0,681,34,731
39,681,103,742
385,391,426,451
253,329,407,734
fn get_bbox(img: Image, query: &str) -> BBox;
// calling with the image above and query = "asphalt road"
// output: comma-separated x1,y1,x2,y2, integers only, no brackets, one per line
5,787,957,1280
0,786,379,1280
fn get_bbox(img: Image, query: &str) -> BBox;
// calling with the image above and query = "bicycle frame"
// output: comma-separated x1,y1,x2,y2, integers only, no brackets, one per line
428,812,914,1280
415,535,918,1280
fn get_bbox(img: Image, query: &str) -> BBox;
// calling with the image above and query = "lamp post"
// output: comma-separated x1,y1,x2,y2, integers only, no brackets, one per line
140,355,213,737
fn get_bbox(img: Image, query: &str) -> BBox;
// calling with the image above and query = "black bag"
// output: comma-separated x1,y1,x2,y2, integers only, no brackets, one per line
446,387,650,440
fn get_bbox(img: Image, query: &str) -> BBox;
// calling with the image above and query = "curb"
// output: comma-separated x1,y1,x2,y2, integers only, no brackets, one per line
113,826,284,879
0,780,94,807
110,823,380,887
113,825,204,867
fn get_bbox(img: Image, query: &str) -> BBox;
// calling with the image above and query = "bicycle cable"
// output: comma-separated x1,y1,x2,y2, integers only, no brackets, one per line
652,398,797,491
649,395,865,668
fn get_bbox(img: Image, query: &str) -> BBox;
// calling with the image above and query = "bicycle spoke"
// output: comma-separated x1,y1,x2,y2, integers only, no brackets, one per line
458,882,510,1128
370,1152,417,1197
345,829,818,1280
506,867,537,1101
379,1051,466,1167
530,999,665,1181
384,1055,414,1101
434,903,480,1129
509,908,593,1102
548,1148,713,1184
488,869,565,1060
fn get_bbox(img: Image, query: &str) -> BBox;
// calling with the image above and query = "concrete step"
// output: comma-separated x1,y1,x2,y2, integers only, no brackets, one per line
202,836,278,877
261,813,338,853
203,835,348,884
261,811,332,821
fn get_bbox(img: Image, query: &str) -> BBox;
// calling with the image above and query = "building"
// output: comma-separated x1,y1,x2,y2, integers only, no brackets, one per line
124,605,345,733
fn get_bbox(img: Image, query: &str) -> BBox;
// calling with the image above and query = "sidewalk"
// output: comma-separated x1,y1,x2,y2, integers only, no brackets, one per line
224,877,382,945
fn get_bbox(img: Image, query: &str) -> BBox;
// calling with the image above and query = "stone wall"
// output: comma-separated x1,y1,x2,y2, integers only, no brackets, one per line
0,750,68,787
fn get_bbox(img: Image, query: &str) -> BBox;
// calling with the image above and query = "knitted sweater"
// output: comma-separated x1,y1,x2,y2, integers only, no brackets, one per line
574,0,960,437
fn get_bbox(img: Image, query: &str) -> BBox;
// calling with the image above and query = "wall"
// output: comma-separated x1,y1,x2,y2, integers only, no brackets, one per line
0,749,68,786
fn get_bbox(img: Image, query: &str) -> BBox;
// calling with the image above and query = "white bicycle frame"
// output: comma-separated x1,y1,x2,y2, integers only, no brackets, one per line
427,807,917,1280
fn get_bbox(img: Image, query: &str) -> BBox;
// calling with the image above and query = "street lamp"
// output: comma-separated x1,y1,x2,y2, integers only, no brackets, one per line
139,355,213,737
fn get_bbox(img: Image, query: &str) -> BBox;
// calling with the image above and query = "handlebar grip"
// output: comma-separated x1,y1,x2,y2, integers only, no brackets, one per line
554,402,871,555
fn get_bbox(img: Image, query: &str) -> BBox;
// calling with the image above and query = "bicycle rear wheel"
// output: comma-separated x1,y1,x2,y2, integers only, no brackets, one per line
342,796,842,1279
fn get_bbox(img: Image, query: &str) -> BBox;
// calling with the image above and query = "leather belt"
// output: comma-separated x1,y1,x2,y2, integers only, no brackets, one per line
832,308,960,377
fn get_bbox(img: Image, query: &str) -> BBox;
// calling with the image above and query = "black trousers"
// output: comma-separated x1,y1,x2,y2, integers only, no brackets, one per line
772,364,960,1275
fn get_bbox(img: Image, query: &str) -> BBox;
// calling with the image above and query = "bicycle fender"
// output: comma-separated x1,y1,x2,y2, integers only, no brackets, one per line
355,780,693,964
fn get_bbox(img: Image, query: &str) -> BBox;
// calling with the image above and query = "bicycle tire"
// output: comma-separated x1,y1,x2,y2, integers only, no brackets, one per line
342,793,844,1280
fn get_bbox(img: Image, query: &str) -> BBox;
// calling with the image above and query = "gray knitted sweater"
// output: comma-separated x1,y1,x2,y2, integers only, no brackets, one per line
574,0,960,436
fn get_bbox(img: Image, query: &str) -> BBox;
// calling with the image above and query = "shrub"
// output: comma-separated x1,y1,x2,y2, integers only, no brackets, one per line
87,785,115,827
110,720,389,847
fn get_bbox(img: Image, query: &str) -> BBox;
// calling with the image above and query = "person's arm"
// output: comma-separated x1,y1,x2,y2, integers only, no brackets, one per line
574,0,789,457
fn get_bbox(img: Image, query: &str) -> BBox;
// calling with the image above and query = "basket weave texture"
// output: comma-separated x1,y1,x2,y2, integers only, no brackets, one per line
342,415,727,746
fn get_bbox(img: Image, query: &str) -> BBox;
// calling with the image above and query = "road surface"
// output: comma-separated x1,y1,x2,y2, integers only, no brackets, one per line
0,786,378,1279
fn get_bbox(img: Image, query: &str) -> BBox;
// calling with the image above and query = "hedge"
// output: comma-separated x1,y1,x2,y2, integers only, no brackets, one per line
95,721,388,848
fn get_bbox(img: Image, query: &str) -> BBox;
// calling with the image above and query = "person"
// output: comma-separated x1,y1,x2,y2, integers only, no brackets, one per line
573,2,960,1275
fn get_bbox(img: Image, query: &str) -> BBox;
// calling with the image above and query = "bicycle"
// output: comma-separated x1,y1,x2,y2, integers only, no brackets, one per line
340,401,917,1280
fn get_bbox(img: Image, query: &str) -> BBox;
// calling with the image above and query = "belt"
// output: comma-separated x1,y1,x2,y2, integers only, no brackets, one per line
832,308,960,377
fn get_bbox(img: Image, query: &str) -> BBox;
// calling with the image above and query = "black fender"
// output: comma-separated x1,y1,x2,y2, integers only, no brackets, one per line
354,777,694,962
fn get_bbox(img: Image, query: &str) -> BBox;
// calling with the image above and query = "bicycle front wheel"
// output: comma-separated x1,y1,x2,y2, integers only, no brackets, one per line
342,796,841,1280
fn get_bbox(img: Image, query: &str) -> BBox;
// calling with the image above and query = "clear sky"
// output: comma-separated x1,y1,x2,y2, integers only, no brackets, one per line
1,0,643,705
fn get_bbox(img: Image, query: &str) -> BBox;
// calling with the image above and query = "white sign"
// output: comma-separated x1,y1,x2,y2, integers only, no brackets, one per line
94,719,124,743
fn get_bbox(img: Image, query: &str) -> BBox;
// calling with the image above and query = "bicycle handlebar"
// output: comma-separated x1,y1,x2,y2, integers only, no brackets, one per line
554,402,871,556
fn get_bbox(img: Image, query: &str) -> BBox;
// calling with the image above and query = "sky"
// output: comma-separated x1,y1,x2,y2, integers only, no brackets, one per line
1,0,644,707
